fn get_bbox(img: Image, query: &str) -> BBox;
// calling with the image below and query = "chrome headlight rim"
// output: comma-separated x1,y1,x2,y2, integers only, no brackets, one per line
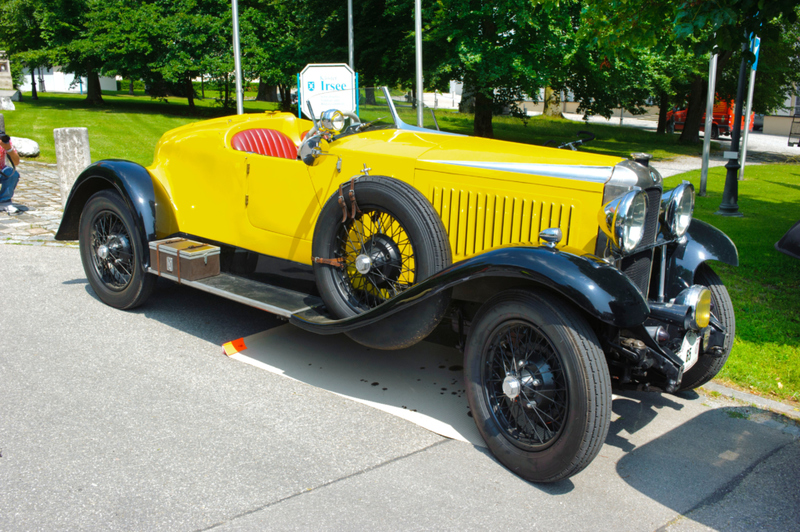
320,109,346,133
661,181,695,238
598,187,649,254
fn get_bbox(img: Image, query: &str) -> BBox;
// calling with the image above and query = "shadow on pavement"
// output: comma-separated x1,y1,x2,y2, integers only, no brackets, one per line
76,276,280,346
616,405,794,519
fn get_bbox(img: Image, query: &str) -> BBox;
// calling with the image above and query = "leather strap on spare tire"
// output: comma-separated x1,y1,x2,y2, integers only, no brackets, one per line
311,175,452,350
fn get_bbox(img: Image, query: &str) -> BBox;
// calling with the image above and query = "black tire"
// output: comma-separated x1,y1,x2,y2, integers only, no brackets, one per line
679,264,735,391
464,290,611,483
312,176,451,345
79,190,155,309
710,124,720,139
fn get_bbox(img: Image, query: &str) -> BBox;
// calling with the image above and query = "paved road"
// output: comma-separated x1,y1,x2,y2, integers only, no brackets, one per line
1,244,799,531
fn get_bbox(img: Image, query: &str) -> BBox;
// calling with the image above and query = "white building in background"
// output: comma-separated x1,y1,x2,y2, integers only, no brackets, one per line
18,66,117,94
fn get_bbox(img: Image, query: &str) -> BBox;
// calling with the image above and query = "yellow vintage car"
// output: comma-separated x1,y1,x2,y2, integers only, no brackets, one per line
57,88,737,483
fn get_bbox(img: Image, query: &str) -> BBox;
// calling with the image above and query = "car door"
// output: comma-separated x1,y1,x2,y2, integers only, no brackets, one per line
245,153,322,243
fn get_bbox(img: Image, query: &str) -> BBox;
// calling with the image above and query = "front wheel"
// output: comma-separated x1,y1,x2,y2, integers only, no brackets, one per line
464,290,611,483
79,190,155,309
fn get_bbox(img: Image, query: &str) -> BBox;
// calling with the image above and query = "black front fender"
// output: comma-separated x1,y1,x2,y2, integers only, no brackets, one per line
291,245,650,335
666,219,739,297
55,160,175,268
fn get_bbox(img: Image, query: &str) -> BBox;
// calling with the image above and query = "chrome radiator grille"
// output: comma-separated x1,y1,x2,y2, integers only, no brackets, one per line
621,186,662,295
429,186,574,259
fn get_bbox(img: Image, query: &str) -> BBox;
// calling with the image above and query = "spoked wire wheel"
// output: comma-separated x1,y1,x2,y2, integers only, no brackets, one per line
464,290,611,482
311,176,451,348
89,210,135,291
484,321,568,451
334,208,417,312
79,190,155,309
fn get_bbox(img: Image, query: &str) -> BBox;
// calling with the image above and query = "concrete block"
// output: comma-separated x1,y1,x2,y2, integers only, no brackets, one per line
54,127,91,209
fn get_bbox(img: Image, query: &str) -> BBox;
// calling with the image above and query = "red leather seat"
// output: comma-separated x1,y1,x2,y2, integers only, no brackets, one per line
231,129,297,159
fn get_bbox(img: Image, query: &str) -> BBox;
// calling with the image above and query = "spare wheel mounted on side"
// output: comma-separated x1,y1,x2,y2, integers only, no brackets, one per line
311,175,452,349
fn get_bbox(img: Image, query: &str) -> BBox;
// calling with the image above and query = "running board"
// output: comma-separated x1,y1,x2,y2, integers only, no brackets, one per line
147,269,324,318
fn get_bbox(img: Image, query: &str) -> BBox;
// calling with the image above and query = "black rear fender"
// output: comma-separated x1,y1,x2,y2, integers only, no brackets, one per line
55,160,177,267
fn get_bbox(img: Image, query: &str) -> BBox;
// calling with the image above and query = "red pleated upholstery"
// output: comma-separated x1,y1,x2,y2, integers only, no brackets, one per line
231,129,298,159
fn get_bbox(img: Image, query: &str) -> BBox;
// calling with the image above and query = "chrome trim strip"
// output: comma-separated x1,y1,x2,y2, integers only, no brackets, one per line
421,160,614,183
146,268,316,318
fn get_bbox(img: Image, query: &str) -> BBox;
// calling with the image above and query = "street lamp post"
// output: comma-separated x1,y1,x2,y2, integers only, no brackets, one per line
715,42,748,217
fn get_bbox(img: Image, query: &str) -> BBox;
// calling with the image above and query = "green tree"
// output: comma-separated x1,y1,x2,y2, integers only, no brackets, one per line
427,0,575,138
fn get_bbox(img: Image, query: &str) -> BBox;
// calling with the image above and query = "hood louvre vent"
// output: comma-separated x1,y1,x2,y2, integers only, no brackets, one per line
430,186,573,260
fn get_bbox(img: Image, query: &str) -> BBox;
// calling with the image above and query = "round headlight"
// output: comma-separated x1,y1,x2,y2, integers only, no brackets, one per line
320,109,345,132
598,188,648,253
661,182,694,238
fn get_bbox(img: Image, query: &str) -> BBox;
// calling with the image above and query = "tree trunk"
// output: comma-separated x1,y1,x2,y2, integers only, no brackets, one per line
474,90,494,138
543,86,561,117
256,80,280,102
656,91,669,134
277,84,293,113
85,71,104,104
364,87,377,105
678,74,705,144
224,73,230,108
201,76,204,99
185,75,195,113
29,67,38,100
129,78,134,95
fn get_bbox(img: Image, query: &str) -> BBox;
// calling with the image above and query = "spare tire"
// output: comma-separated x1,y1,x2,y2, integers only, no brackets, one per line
312,175,452,349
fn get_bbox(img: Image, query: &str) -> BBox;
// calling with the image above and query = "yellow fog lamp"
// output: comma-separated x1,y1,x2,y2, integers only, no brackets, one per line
674,285,712,330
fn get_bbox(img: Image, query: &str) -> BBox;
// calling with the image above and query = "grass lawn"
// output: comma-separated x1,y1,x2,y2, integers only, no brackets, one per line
5,91,797,403
664,165,800,404
5,91,280,165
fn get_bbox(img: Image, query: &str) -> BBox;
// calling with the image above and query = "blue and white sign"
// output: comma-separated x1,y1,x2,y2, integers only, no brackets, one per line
299,63,356,119
751,35,761,71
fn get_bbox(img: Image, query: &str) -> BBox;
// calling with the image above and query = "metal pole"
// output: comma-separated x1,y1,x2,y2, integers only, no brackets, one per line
415,0,423,127
715,42,748,217
348,0,354,71
232,0,244,115
739,37,759,181
700,51,718,197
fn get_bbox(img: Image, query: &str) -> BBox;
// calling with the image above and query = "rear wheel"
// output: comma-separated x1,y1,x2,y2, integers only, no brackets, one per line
79,190,155,309
679,264,735,391
710,124,720,139
464,290,611,482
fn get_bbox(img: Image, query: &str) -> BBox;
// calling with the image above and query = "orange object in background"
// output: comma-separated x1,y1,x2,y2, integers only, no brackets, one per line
666,100,754,139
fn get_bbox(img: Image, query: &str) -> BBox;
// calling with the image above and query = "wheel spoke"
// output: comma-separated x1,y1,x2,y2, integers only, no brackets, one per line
483,320,568,449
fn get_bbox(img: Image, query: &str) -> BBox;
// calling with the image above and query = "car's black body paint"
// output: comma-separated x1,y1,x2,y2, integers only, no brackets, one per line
56,161,158,268
291,245,651,334
665,219,739,297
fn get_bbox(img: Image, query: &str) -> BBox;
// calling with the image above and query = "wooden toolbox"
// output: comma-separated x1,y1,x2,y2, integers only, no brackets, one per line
149,238,220,282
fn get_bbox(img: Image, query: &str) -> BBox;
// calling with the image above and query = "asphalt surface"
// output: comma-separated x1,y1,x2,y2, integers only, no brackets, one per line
2,244,799,531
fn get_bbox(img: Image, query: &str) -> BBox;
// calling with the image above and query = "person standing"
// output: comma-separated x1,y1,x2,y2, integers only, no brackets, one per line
0,132,21,206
